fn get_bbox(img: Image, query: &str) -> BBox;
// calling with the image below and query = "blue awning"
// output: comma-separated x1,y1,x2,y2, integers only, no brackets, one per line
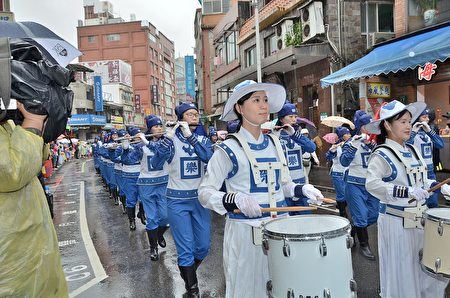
321,24,450,88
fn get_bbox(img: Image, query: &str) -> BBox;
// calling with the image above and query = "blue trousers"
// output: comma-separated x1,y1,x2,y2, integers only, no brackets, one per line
94,155,100,169
100,161,106,180
107,164,116,188
115,169,124,196
427,171,438,208
345,183,379,227
332,176,346,202
285,196,311,215
122,175,139,207
167,198,211,266
139,183,169,230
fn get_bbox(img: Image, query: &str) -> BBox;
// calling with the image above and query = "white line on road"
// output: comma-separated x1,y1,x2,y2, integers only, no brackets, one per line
69,162,107,298
59,240,77,247
59,222,76,227
67,193,77,197
63,210,77,215
65,201,76,204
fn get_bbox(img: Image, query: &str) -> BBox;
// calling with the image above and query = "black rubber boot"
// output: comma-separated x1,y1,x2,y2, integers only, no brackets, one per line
127,207,136,231
179,265,199,297
137,201,146,225
120,195,127,214
194,258,202,271
113,188,119,205
350,224,357,248
356,226,375,261
157,225,169,248
336,201,348,218
146,229,159,261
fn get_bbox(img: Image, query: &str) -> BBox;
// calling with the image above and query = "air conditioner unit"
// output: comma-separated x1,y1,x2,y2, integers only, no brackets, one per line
275,20,294,50
367,32,395,48
300,1,325,42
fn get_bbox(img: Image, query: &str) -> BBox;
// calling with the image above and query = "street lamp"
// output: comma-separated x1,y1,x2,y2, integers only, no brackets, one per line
251,0,262,83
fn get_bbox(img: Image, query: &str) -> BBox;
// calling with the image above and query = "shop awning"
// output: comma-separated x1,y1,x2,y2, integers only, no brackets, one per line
321,24,450,88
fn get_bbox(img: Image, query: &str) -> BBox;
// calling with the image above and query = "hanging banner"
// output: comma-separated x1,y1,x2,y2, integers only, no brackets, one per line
367,83,391,98
94,76,104,112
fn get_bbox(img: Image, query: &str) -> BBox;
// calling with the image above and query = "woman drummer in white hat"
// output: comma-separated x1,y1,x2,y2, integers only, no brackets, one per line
198,80,324,298
365,100,450,298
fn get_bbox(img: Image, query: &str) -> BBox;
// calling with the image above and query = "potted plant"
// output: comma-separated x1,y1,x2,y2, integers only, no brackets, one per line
417,0,439,26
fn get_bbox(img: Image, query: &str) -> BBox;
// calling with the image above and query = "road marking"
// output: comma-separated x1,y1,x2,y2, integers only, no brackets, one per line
58,239,77,247
59,222,76,227
65,201,76,204
69,161,107,298
63,210,77,215
67,193,77,197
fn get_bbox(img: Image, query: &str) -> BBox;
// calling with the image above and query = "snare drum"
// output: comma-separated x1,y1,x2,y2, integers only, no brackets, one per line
262,215,356,298
421,208,450,277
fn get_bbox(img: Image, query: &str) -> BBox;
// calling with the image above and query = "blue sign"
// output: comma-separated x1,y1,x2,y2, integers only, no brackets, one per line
68,114,106,126
94,76,104,112
184,56,195,99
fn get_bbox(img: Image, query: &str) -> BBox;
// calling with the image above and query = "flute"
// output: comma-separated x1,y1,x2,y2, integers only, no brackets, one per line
165,121,202,127
114,132,165,142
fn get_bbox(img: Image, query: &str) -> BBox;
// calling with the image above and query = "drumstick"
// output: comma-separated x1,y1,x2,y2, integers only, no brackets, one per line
322,197,336,204
233,206,317,214
408,178,450,204
310,204,340,214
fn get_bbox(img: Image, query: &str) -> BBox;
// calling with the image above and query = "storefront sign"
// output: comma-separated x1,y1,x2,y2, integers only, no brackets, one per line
418,62,437,81
93,76,104,112
111,115,124,124
367,83,391,98
135,94,141,113
320,112,328,121
68,114,106,126
151,85,159,104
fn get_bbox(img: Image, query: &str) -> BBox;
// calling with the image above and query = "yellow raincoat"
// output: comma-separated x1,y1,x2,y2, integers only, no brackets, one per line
0,120,68,297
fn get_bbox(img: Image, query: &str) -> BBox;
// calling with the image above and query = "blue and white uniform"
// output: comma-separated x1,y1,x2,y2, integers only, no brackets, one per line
407,128,444,207
326,145,347,202
340,136,379,227
137,139,169,231
199,127,300,298
153,129,213,267
366,139,448,297
120,144,142,208
279,129,316,214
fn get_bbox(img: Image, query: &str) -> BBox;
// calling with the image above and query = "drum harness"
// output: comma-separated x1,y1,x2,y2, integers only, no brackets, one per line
375,143,428,229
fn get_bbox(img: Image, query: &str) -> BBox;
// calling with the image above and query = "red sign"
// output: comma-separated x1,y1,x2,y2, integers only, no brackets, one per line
418,62,437,81
134,94,142,113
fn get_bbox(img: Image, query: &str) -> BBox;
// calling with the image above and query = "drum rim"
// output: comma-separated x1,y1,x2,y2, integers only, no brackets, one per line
420,263,450,279
424,208,450,224
262,215,351,241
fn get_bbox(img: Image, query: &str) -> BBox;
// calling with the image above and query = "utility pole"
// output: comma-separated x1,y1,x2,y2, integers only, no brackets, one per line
252,0,262,83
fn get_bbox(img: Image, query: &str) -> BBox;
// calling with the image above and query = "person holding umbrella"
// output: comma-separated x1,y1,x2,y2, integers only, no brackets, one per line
198,80,324,297
340,110,379,260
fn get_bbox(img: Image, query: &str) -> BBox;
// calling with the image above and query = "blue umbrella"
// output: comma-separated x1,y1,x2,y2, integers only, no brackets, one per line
0,21,82,66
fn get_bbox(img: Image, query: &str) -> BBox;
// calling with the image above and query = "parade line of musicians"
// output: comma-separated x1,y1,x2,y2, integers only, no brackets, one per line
91,80,450,298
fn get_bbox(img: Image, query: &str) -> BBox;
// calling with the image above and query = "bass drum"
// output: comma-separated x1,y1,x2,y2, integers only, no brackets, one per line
262,215,356,298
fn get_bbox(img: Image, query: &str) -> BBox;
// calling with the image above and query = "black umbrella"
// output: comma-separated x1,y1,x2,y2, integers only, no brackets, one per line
0,21,82,66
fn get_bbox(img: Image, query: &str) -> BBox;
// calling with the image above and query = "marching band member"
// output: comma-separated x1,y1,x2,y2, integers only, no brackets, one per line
365,100,450,297
274,102,316,215
111,129,127,208
152,102,213,297
340,110,379,260
120,127,144,230
407,106,444,208
326,126,351,217
208,126,218,144
106,129,119,200
136,115,170,261
300,128,320,184
92,136,101,174
198,80,324,298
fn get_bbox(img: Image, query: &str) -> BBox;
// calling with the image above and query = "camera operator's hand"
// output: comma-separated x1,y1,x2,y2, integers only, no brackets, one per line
17,102,46,135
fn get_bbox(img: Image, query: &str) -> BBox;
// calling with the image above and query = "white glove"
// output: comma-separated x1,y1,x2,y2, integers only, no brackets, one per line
408,187,429,203
441,184,450,199
179,121,192,138
329,144,338,152
271,128,281,138
122,140,130,150
302,184,324,205
412,122,423,133
165,122,179,140
235,193,262,218
282,124,295,136
137,133,149,145
421,122,431,133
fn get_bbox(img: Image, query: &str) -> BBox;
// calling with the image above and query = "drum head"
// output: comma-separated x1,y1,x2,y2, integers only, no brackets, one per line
264,215,350,239
425,208,450,223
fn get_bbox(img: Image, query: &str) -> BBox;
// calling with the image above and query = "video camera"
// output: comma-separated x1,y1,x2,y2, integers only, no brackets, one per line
0,37,74,143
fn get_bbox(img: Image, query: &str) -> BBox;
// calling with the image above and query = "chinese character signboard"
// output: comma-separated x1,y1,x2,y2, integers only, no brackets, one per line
418,62,437,81
367,83,391,98
93,76,104,112
108,60,120,83
81,60,132,87
151,85,159,104
184,56,195,99
135,94,142,113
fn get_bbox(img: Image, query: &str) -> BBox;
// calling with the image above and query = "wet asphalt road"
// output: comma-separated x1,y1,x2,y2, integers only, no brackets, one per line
49,160,450,297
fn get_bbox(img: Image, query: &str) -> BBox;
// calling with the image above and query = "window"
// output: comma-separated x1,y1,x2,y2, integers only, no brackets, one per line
264,34,277,57
148,33,157,43
245,46,256,68
88,36,96,43
361,2,394,34
225,32,236,64
203,0,230,14
106,34,120,41
159,54,163,61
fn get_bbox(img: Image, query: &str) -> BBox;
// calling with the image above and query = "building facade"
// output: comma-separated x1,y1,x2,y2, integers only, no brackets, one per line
77,0,177,121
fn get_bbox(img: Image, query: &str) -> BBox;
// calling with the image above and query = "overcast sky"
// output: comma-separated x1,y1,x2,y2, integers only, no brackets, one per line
10,0,201,59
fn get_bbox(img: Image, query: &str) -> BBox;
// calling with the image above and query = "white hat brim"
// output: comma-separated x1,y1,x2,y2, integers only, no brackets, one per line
365,102,427,134
220,83,286,121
